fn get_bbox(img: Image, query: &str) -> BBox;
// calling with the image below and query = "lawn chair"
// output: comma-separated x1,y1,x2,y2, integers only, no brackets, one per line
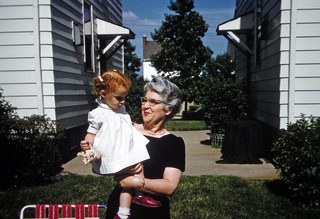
19,204,107,219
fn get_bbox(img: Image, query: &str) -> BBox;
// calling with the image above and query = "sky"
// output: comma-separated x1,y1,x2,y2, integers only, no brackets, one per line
122,0,236,72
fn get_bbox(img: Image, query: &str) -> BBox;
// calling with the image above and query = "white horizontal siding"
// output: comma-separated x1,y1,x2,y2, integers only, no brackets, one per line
1,84,37,96
0,71,36,83
296,37,320,50
42,84,55,95
0,6,33,19
296,51,320,64
295,78,320,91
280,64,289,77
295,105,320,117
295,91,320,104
297,10,320,23
0,32,34,45
0,45,34,58
44,108,57,120
297,0,320,9
0,0,33,6
0,19,33,32
43,96,56,108
42,70,55,83
0,58,35,71
295,64,320,77
4,96,38,108
297,23,320,37
16,109,42,118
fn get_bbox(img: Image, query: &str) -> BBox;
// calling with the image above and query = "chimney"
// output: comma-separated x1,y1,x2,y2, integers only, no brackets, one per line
143,35,147,51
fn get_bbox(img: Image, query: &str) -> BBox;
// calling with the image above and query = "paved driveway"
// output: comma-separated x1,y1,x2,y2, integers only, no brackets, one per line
62,130,278,180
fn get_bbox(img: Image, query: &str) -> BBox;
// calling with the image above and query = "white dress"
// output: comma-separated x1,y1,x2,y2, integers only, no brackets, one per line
87,99,150,175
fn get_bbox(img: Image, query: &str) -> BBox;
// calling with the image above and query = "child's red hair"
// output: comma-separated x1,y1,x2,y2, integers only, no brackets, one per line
93,69,131,96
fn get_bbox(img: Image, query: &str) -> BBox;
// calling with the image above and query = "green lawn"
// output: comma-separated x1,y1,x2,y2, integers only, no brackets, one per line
166,119,208,131
2,175,319,218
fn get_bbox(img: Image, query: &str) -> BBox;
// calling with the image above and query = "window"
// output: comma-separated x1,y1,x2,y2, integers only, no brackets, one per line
83,2,94,71
255,0,262,67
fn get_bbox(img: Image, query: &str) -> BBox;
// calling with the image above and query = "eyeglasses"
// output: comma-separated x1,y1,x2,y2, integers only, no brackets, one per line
140,97,167,107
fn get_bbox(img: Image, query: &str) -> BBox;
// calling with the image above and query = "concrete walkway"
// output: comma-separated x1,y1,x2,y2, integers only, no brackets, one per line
62,130,278,180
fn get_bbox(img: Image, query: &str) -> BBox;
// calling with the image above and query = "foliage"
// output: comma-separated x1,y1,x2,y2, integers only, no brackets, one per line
204,52,235,80
123,40,147,123
0,88,17,149
0,89,65,188
2,175,320,218
272,115,320,207
150,0,213,104
197,53,248,134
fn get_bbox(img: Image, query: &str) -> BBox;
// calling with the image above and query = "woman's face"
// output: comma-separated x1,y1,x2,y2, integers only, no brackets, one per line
142,91,172,125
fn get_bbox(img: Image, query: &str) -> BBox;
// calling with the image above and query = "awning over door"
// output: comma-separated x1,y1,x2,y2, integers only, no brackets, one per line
216,12,254,54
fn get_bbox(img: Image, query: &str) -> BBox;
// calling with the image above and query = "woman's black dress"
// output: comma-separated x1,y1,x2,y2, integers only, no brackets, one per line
105,134,185,219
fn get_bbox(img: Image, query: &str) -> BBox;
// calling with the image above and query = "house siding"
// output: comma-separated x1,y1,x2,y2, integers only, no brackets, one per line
0,0,123,128
234,0,320,129
0,1,42,117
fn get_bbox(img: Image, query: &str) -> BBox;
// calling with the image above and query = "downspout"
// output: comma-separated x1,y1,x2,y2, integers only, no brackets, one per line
246,46,252,118
33,0,44,115
288,0,297,123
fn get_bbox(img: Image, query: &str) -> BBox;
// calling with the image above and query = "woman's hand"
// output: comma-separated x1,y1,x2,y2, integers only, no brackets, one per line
116,167,183,196
116,175,142,190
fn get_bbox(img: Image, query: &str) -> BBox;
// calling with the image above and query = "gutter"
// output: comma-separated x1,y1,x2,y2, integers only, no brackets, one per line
33,0,44,115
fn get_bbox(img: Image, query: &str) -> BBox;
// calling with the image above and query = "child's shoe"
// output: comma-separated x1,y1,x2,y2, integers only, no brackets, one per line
113,215,130,219
132,196,161,208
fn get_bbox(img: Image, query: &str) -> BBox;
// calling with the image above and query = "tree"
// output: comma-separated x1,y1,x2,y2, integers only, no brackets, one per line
197,53,248,134
123,41,147,123
203,53,235,80
150,0,213,111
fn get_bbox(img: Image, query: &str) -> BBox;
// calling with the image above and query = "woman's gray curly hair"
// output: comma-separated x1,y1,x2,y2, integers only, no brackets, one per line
144,76,183,121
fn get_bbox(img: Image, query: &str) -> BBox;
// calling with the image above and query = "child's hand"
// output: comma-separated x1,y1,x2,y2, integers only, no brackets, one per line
80,140,91,151
129,163,143,175
77,146,100,165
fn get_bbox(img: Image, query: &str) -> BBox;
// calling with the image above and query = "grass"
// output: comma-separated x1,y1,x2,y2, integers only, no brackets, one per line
1,175,320,218
166,119,208,131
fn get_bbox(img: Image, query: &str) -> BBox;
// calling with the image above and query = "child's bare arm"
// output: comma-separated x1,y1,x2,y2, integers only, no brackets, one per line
84,133,96,148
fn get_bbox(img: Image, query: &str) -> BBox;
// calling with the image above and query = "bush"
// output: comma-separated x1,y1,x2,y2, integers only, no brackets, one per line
272,115,320,207
198,77,248,134
0,90,65,188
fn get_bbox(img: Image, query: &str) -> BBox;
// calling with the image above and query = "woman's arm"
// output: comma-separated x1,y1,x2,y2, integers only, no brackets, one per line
118,167,183,196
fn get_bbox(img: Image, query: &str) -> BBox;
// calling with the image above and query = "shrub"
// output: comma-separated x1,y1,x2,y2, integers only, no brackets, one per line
272,115,320,207
198,77,248,134
0,90,65,188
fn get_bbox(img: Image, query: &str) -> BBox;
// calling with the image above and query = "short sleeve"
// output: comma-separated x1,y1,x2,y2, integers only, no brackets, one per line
87,110,103,134
166,137,186,172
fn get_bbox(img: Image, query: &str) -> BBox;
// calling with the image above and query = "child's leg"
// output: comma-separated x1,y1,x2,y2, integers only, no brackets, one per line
119,190,132,209
117,190,132,219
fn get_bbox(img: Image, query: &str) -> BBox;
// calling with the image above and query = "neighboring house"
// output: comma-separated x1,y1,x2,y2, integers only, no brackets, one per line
217,0,320,134
0,0,134,157
142,35,162,80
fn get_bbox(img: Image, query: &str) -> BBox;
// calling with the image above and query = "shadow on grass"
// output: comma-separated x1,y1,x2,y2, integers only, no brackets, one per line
265,179,291,198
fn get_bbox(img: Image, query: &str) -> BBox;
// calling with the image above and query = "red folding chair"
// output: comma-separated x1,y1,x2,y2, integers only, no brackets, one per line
19,204,107,219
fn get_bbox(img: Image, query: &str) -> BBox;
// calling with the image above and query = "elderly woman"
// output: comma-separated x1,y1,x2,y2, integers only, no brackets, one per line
81,76,185,219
